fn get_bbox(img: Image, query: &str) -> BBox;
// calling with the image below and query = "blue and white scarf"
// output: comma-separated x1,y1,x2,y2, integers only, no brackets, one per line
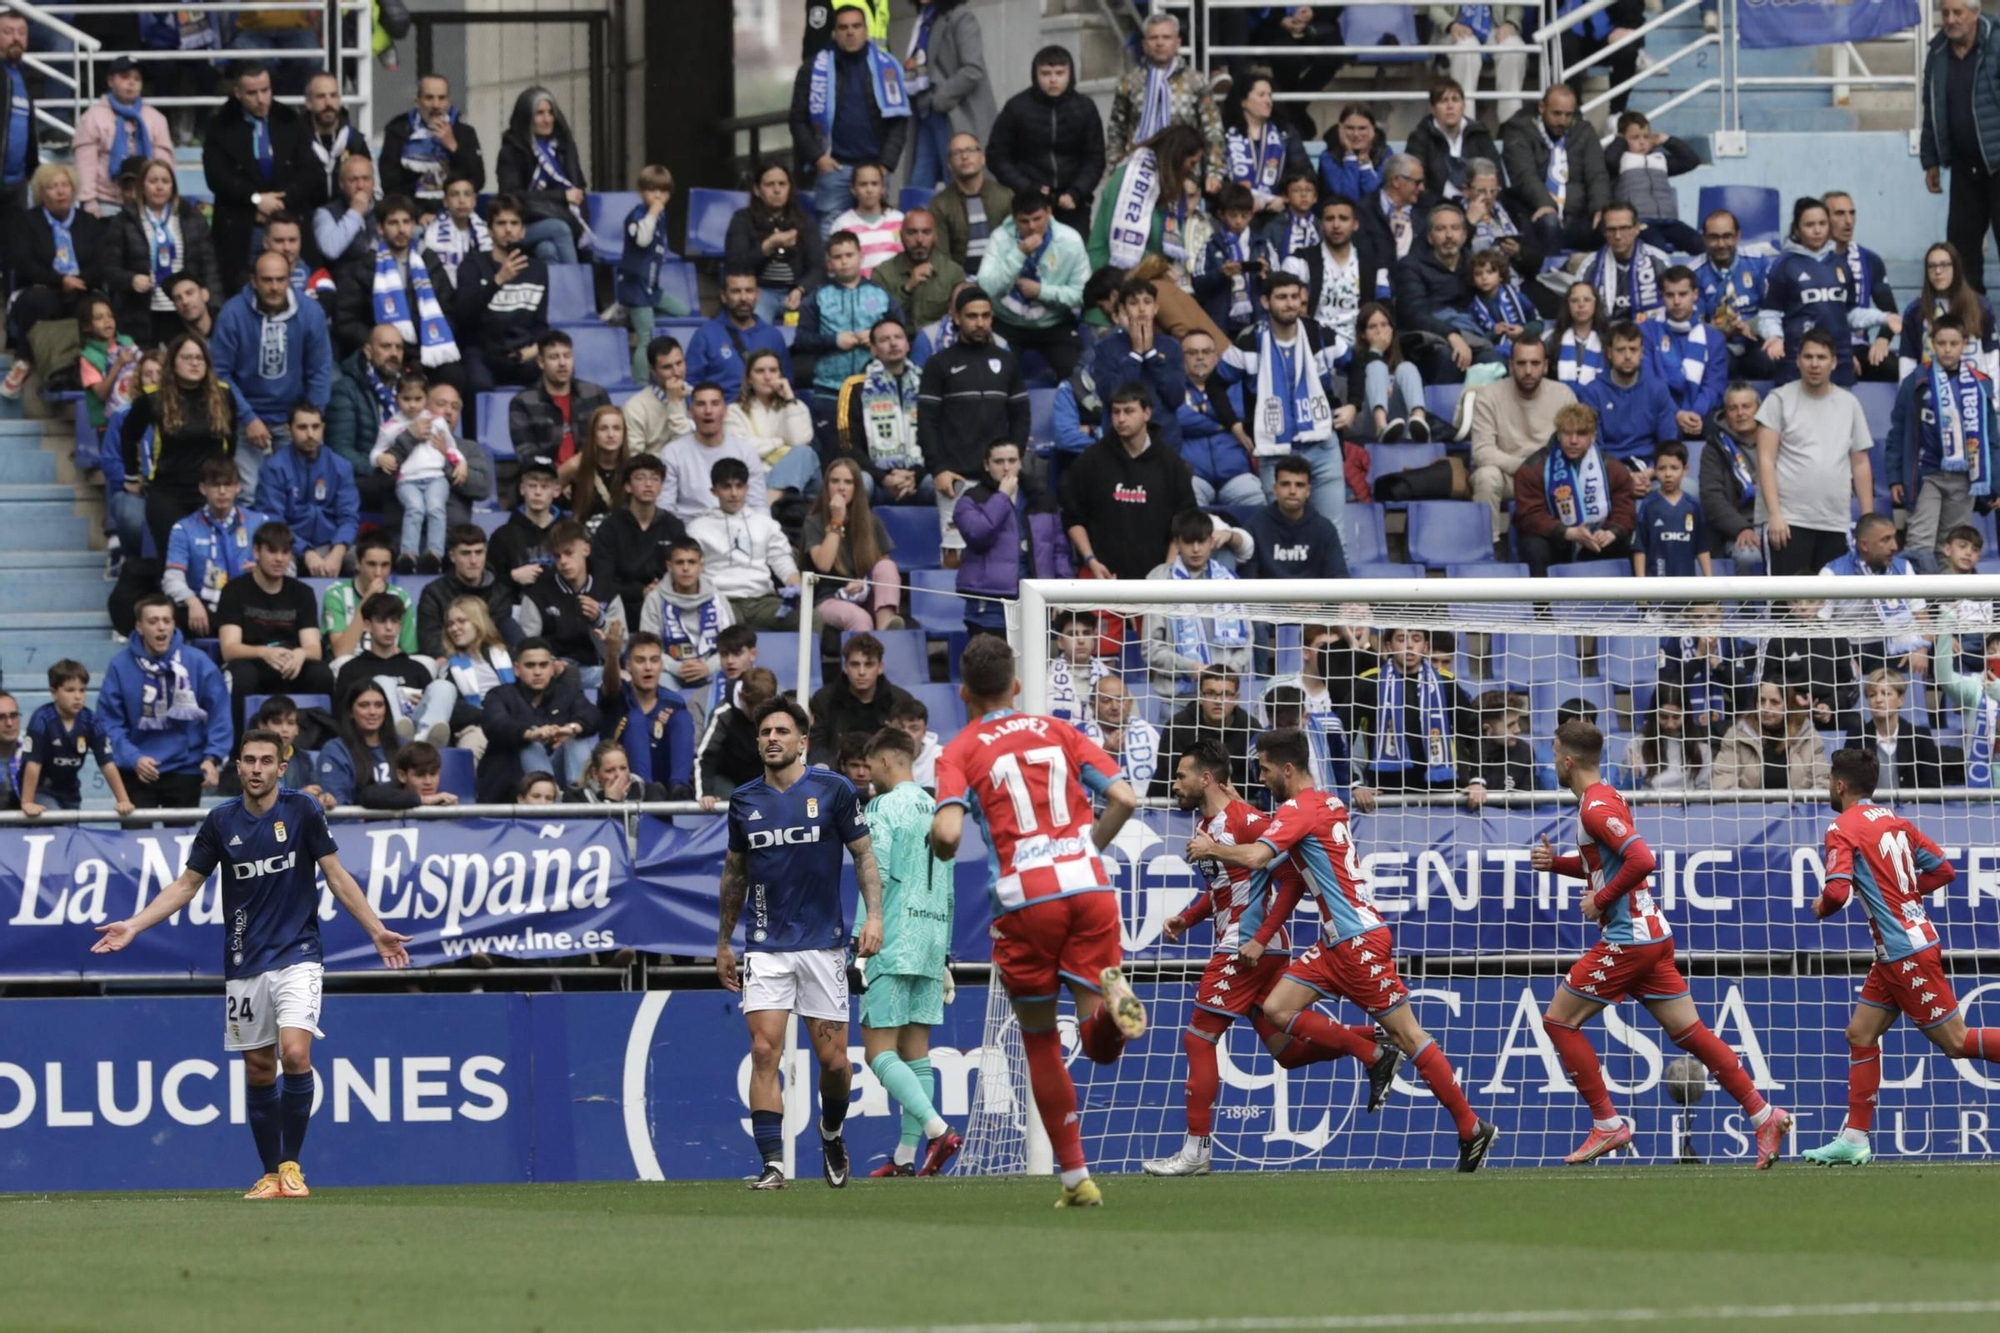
365,363,398,422
1167,556,1248,667
1251,322,1332,454
309,122,362,196
1845,241,1874,311
1472,284,1531,358
1930,357,1992,487
371,245,461,368
134,644,206,731
44,207,78,276
1556,329,1605,386
1281,209,1316,260
1137,63,1175,143
1538,117,1568,213
1713,429,1756,508
903,6,936,96
1459,4,1495,40
249,113,274,181
1559,0,1611,41
422,210,491,279
660,594,723,665
1657,318,1713,392
1221,228,1254,322
447,646,514,704
530,133,598,252
1002,219,1053,322
144,204,180,289
1587,243,1665,318
1226,121,1286,194
806,43,910,143
1969,692,1999,788
1374,659,1455,782
1106,148,1162,270
107,93,153,180
1544,441,1610,527
398,107,458,198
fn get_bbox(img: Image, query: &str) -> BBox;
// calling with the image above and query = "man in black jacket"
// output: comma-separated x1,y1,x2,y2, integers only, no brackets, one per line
475,637,603,801
1058,383,1197,582
1395,204,1494,383
1501,85,1612,256
916,287,1028,550
331,195,459,363
487,460,565,594
416,524,521,659
1281,194,1393,352
202,62,313,294
1150,666,1258,800
985,45,1106,239
507,332,612,473
805,633,915,766
296,71,370,233
453,195,550,392
590,455,687,623
379,75,487,225
1356,153,1434,263
1349,627,1488,811
788,4,911,224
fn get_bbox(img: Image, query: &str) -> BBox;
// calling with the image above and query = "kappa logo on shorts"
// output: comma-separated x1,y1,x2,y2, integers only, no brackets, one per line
1931,1006,1947,1018
1902,959,1919,972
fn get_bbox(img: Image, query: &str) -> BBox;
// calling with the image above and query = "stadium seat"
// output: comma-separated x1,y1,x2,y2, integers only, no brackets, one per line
1340,4,1423,62
1606,646,1660,691
1853,380,1897,442
878,504,943,570
1338,503,1388,566
586,191,643,257
476,390,520,461
897,186,933,214
1528,679,1615,737
1447,562,1529,580
557,323,636,389
1028,387,1056,444
1696,185,1780,251
910,681,967,734
685,187,746,259
843,628,928,684
1351,561,1425,579
438,747,477,802
1496,632,1569,685
907,568,965,633
473,510,509,536
1406,501,1496,568
1422,384,1463,426
548,263,596,323
656,259,700,316
1366,442,1444,485
761,632,823,695
1545,560,1631,578
243,694,331,725
301,577,337,605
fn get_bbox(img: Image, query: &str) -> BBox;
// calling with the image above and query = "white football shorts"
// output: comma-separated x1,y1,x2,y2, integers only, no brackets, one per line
741,948,848,1022
223,961,325,1051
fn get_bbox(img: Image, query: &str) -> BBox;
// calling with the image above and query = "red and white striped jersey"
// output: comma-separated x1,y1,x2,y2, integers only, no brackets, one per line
1191,799,1296,954
936,709,1123,915
1257,787,1386,946
1578,783,1670,944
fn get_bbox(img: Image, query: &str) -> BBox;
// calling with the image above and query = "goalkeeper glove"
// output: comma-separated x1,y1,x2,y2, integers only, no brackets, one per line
942,965,956,1006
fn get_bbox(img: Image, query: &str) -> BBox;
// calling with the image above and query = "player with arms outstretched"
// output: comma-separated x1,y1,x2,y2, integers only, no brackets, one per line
856,726,962,1178
930,636,1144,1208
1803,749,2000,1165
1532,719,1791,1167
1144,739,1327,1176
717,697,884,1191
1188,728,1499,1171
91,728,412,1199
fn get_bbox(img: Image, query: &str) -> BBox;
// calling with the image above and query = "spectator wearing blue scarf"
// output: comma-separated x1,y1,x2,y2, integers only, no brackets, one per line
104,159,223,346
201,63,310,295
1697,382,1766,573
379,76,487,220
1887,315,1997,565
789,4,912,225
0,12,37,211
76,58,172,216
1,165,104,401
498,85,593,265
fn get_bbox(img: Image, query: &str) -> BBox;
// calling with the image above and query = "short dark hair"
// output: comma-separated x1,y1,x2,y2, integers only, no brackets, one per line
201,456,241,487
1554,718,1604,761
447,523,487,553
1107,382,1153,411
1799,327,1837,357
360,591,406,622
1273,454,1314,483
1607,320,1644,347
1945,523,1986,552
1217,183,1255,215
375,193,418,224
1615,110,1651,134
889,695,928,724
515,637,554,658
1010,191,1049,220
1661,264,1697,290
165,270,205,295
239,727,284,758
752,695,811,733
1653,439,1688,467
825,229,862,254
516,771,559,798
1855,511,1895,540
539,328,574,353
287,400,323,426
252,521,293,554
253,695,298,725
1932,314,1969,340
1256,727,1312,772
134,591,175,619
983,437,1021,461
1171,508,1213,546
623,453,666,483
396,741,442,775
546,518,590,554
665,535,703,561
646,335,683,365
865,725,917,760
1829,747,1878,797
716,623,757,656
835,730,874,769
1183,737,1233,782
1115,277,1155,306
1263,270,1307,299
489,193,526,223
47,658,88,690
871,314,909,342
959,635,1017,701
710,456,750,488
1319,191,1358,218
625,630,665,657
844,632,884,664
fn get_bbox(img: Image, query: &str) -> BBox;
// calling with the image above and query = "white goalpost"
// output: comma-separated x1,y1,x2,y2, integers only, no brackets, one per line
954,574,2000,1175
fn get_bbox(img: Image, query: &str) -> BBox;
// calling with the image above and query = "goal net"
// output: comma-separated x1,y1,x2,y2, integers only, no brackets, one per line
956,573,2000,1175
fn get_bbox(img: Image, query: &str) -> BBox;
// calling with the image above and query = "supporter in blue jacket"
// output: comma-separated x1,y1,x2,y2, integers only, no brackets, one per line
793,231,899,400
1051,365,1099,455
1243,453,1350,580
1176,329,1262,506
1691,208,1772,376
1089,277,1186,450
1316,104,1387,203
684,267,793,399
1885,315,1997,566
208,252,335,503
96,594,234,809
1196,184,1269,340
1579,321,1679,479
1644,267,1731,441
256,402,360,576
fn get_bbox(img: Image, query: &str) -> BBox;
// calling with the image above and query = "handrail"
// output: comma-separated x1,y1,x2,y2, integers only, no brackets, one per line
0,0,104,51
1558,0,1703,86
1579,31,1721,118
1531,0,1618,44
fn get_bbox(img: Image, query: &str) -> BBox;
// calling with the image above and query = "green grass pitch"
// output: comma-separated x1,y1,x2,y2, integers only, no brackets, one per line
3,1167,1998,1333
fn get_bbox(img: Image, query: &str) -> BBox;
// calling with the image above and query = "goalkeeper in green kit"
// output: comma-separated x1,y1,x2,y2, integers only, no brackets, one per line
857,726,963,1177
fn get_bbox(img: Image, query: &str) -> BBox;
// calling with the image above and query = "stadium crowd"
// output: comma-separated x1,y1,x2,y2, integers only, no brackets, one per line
0,1,1991,818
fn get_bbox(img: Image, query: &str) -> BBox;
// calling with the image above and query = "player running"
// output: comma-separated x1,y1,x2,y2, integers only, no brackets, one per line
930,637,1143,1208
1188,728,1499,1172
90,728,412,1199
856,726,962,1178
1531,719,1791,1167
1803,749,2000,1166
717,697,884,1192
1144,739,1331,1177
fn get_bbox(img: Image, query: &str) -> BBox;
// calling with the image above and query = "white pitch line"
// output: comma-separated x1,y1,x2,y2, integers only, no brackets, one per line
734,1301,2000,1333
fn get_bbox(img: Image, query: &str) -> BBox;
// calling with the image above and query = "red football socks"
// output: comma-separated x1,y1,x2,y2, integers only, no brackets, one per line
1964,1029,2000,1063
1412,1041,1479,1139
1282,1009,1380,1062
1078,1004,1126,1065
1545,1018,1617,1121
1847,1045,1881,1134
1670,1021,1768,1117
1020,1026,1086,1171
1182,1030,1220,1138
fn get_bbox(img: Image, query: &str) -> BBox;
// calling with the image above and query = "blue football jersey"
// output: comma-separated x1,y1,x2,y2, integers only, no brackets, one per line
727,768,868,953
21,703,113,800
184,789,339,979
1636,490,1703,578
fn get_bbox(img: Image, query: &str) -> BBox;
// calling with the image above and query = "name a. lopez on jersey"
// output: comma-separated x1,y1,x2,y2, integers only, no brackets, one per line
974,714,1054,745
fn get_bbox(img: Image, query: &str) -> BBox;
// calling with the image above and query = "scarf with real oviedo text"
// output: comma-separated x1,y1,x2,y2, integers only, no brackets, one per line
1714,427,1756,508
1587,243,1665,318
855,358,923,470
1544,439,1610,527
807,42,910,143
1472,284,1531,359
399,106,458,197
1538,117,1568,213
1557,328,1604,385
135,642,206,730
1252,320,1332,455
423,210,490,279
1107,148,1162,270
1167,555,1249,668
1374,658,1455,782
1930,356,1994,489
1227,121,1286,194
371,244,461,367
659,593,722,667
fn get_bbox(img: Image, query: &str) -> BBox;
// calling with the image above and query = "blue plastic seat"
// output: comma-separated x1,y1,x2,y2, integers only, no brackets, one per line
243,693,331,724
472,510,509,536
910,680,966,733
1546,560,1632,578
1852,380,1898,443
587,191,644,258
1695,185,1780,251
656,259,700,315
686,187,747,259
1406,500,1496,568
1366,442,1444,484
547,263,596,323
908,568,966,633
1340,4,1423,62
1338,503,1388,566
1422,384,1463,426
1529,678,1615,737
842,628,928,686
438,747,476,801
761,632,823,696
879,504,944,571
1352,561,1425,579
555,323,636,390
1028,387,1056,445
1447,561,1529,580
1496,632,1568,686
476,389,520,460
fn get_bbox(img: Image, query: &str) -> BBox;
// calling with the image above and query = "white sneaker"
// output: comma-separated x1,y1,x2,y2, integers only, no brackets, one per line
393,715,416,742
1141,1142,1213,1176
1702,10,1718,30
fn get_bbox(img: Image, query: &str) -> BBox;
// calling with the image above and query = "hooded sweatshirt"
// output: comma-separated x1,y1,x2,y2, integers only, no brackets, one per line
640,576,737,685
209,284,334,424
1056,429,1199,581
97,629,236,775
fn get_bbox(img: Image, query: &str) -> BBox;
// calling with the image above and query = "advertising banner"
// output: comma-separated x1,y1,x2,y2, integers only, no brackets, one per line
1738,0,1919,49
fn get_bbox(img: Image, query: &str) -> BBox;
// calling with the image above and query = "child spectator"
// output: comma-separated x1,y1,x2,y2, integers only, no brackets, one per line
1632,441,1709,578
1243,453,1351,580
372,370,468,573
1699,381,1763,574
1846,668,1945,794
1046,608,1105,723
518,771,562,803
1465,689,1536,795
19,660,135,815
476,637,602,799
638,536,735,718
332,592,457,747
689,457,801,630
802,457,905,632
1937,524,1992,631
1660,601,1752,738
1142,508,1254,698
1177,329,1261,506
567,738,670,804
1051,361,1101,455
489,460,565,595
251,694,318,790
1604,111,1702,256
806,632,916,766
1887,315,1995,568
888,694,941,790
163,457,270,638
797,231,901,406
1549,281,1608,387
394,741,461,806
696,665,778,807
597,623,695,799
616,164,692,384
1467,249,1535,363
827,162,904,278
1195,183,1264,338
1347,301,1431,443
836,730,875,796
1252,171,1321,265
419,176,491,286
1647,266,1730,442
78,295,141,436
515,519,627,687
711,623,759,714
1629,682,1713,791
322,534,416,661
953,439,1070,637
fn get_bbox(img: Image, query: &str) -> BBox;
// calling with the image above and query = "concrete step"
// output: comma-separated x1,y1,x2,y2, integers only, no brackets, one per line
0,482,86,505
0,548,102,570
0,448,58,483
0,510,93,549
0,570,127,612
0,637,123,675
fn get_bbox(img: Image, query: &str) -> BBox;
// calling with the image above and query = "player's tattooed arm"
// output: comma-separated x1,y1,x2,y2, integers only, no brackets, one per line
716,850,749,990
848,835,885,958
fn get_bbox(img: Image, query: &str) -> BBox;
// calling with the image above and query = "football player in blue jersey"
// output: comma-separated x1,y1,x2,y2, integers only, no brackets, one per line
717,696,884,1191
92,729,412,1199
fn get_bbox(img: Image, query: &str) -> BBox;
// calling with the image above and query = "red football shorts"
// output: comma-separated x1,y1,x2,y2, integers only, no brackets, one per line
991,890,1123,1001
1192,949,1289,1019
1283,928,1409,1017
1859,947,1961,1030
1562,936,1688,1005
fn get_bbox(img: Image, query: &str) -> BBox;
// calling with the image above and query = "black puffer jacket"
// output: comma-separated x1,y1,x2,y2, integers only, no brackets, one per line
495,86,588,238
986,54,1107,215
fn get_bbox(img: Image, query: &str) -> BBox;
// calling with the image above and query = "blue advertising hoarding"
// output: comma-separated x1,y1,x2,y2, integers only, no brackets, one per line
1739,0,1920,49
